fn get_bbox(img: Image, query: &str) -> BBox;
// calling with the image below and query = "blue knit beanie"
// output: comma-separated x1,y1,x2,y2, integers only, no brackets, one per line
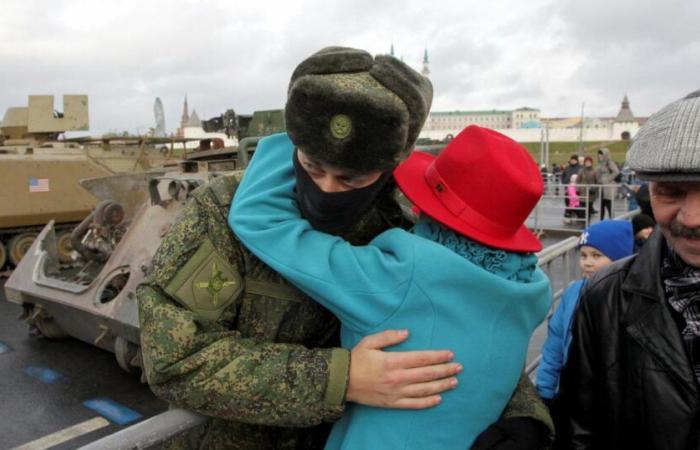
578,220,634,261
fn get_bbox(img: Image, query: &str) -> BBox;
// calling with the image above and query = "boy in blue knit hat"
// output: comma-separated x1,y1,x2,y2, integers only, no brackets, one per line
536,220,634,402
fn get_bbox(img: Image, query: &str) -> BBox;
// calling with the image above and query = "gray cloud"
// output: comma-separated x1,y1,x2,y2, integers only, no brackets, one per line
1,0,697,135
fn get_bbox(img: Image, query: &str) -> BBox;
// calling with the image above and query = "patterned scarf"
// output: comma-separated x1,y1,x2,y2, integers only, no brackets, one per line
662,248,700,383
413,217,538,283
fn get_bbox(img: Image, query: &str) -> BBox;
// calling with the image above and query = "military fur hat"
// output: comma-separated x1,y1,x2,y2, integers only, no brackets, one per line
285,46,433,173
627,90,700,181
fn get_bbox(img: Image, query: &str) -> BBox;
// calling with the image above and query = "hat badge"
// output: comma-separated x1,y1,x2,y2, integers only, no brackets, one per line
330,114,352,139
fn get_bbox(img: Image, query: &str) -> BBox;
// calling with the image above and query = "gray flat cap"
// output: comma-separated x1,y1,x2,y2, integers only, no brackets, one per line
627,90,700,181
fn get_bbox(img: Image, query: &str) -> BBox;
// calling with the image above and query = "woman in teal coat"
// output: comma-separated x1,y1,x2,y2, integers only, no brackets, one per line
230,126,552,449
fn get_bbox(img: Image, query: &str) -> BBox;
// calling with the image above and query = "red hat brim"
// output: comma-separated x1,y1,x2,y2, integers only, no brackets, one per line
394,151,542,253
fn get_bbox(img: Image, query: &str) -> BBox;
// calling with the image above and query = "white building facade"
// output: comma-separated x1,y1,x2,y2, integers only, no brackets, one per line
420,96,641,143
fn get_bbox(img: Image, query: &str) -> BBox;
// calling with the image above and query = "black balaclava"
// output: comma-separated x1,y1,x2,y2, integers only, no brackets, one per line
292,149,393,234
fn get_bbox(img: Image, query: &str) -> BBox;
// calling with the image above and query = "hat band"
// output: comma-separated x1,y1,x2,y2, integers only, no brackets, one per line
424,163,518,238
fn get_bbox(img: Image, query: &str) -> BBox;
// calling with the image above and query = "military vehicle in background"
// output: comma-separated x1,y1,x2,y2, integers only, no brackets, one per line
200,108,285,165
4,112,285,376
0,95,189,270
0,95,114,269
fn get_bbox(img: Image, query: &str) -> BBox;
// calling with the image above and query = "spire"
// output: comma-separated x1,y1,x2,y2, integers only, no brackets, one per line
180,95,190,130
421,48,430,77
615,93,634,122
390,43,395,57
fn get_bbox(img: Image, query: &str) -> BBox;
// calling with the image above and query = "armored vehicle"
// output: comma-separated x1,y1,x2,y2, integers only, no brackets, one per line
0,95,114,269
3,111,285,375
0,95,186,270
5,151,242,375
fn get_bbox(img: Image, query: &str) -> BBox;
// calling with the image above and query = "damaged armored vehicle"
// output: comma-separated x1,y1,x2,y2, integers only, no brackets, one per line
4,111,285,376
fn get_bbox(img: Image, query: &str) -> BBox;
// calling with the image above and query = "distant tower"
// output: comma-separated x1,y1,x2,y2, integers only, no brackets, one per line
390,43,395,57
153,97,166,137
615,94,634,122
180,95,190,132
422,48,430,77
613,94,637,140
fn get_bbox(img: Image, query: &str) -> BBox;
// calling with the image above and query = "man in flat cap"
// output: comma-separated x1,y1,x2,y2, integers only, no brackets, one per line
556,91,700,449
138,46,551,449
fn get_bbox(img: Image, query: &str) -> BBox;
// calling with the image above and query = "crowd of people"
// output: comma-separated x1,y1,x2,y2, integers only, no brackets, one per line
135,45,700,449
543,147,658,231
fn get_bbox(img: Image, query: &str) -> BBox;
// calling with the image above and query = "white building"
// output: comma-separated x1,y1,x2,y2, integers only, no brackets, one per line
176,96,237,149
421,107,541,139
419,96,643,143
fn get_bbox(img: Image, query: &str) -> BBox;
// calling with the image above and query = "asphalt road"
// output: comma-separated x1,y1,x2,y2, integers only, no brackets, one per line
0,279,167,450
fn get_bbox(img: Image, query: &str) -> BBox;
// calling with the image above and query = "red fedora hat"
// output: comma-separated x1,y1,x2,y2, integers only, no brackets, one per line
394,125,543,252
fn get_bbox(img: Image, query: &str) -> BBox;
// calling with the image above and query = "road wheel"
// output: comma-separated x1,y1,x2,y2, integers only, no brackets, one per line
0,240,6,269
56,231,74,264
8,232,38,266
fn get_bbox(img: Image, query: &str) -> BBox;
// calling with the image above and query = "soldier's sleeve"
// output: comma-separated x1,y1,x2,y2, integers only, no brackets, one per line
137,189,349,427
471,373,555,450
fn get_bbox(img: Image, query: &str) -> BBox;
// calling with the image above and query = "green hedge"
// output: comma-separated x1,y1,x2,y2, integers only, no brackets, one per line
520,140,631,167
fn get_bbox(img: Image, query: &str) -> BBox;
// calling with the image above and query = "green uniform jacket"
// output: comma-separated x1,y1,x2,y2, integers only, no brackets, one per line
138,174,406,449
138,175,553,449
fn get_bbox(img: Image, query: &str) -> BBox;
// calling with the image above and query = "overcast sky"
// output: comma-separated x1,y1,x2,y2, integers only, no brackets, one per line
1,0,698,135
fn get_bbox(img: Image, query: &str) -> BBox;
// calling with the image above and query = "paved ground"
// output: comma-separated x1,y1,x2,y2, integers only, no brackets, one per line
0,279,167,450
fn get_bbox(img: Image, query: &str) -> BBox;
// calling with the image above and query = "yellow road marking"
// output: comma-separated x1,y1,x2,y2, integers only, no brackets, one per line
12,416,110,450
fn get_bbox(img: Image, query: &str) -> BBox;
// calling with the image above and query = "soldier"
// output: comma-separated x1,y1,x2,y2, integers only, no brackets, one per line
138,46,552,449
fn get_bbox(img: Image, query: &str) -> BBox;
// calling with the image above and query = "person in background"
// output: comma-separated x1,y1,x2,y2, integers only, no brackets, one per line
541,164,550,193
631,213,656,251
556,90,700,449
578,156,599,218
551,163,562,195
635,182,654,217
562,154,582,186
565,173,582,224
596,147,620,219
562,155,582,221
536,220,633,404
552,163,562,178
231,125,553,449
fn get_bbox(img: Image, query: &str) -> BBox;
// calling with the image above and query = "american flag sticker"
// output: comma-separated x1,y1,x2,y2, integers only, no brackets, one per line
29,178,50,193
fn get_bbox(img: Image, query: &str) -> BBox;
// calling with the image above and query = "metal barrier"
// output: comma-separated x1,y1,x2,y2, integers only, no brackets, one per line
79,408,208,450
529,183,636,233
80,211,640,449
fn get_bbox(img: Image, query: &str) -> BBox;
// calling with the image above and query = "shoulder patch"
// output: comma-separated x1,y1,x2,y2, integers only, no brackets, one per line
164,239,242,321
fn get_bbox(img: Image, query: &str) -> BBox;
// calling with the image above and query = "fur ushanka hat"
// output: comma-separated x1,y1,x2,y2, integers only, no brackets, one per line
285,46,433,173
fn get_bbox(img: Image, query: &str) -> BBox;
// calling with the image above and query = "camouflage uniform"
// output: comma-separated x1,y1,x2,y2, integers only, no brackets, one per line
138,175,405,449
138,175,553,449
502,375,555,446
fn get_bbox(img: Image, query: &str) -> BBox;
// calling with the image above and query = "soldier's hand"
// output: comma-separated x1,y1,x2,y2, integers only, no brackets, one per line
346,329,462,409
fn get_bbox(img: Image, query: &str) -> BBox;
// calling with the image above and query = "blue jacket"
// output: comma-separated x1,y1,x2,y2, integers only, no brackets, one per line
230,133,552,450
536,278,586,400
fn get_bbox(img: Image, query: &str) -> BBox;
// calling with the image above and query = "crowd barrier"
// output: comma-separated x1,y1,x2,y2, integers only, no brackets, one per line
529,182,640,233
